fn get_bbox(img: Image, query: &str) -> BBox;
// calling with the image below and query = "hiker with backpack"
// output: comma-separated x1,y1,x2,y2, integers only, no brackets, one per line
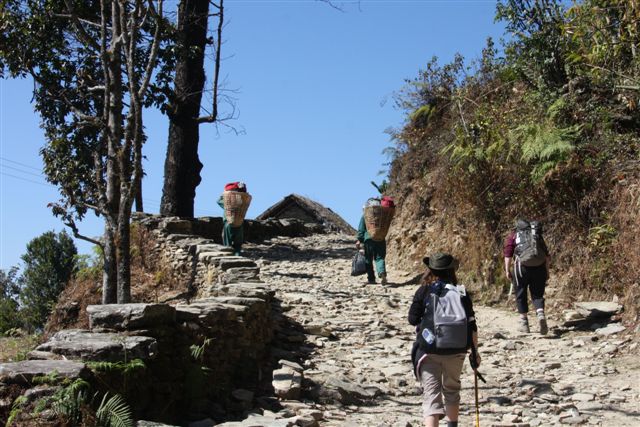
504,219,550,334
409,253,480,427
356,196,395,285
218,182,251,256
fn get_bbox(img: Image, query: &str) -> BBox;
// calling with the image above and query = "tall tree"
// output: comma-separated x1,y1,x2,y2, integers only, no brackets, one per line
496,0,569,89
0,267,21,333
160,0,225,217
19,231,77,330
1,0,164,303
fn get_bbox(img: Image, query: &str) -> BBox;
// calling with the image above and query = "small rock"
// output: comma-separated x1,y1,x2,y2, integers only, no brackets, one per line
570,393,595,402
273,366,302,400
595,324,625,336
502,413,521,423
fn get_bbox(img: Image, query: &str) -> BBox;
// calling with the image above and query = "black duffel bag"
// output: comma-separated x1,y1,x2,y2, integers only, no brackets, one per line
351,251,367,276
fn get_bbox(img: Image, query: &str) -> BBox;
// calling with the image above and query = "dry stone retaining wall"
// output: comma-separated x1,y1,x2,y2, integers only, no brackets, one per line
132,214,324,299
0,217,290,425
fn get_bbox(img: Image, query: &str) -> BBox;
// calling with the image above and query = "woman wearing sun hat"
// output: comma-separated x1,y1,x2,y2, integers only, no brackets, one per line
408,252,480,427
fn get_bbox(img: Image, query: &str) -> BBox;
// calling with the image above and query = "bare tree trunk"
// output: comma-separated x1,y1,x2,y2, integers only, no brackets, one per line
102,0,124,303
116,210,131,303
160,0,210,218
134,130,144,212
102,224,118,304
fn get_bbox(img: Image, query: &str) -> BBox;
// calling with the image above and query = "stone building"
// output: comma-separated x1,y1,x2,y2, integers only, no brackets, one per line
256,194,355,235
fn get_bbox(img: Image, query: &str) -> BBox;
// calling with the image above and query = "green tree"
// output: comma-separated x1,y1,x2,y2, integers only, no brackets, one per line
496,0,569,89
1,0,165,303
19,231,77,330
0,267,21,333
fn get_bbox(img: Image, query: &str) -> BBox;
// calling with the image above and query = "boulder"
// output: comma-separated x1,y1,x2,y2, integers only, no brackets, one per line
272,366,303,400
595,324,626,336
87,303,176,331
574,302,623,318
0,360,88,385
36,330,157,362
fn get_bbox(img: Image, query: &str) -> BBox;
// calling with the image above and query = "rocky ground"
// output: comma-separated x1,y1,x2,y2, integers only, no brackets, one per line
240,233,640,427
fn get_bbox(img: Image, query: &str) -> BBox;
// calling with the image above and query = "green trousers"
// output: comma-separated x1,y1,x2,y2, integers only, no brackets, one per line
364,239,386,282
223,221,243,256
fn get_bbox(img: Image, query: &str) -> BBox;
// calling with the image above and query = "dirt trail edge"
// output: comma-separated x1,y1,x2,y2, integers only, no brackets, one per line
245,233,640,427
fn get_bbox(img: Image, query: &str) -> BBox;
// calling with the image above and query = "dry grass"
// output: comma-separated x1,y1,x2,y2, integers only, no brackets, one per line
387,170,640,332
46,224,188,334
0,335,42,363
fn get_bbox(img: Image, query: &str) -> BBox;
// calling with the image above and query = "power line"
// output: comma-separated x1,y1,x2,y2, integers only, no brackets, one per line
0,156,42,172
0,163,46,179
0,171,54,188
0,156,211,215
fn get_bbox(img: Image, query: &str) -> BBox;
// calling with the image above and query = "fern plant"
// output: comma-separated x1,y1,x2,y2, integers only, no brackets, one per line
52,388,88,425
87,359,146,375
5,395,28,426
190,338,212,361
512,122,582,182
49,378,91,425
95,393,134,427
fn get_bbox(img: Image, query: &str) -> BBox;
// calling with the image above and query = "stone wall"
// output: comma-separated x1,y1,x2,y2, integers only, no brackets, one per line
0,214,333,425
130,214,324,301
1,236,277,425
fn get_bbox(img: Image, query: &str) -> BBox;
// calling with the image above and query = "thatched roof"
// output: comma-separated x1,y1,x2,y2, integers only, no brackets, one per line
256,194,355,235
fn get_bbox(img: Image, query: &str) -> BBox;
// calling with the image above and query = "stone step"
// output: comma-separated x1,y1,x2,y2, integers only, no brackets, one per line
195,244,233,255
222,267,261,283
0,360,89,385
88,303,176,331
198,254,257,270
35,330,158,362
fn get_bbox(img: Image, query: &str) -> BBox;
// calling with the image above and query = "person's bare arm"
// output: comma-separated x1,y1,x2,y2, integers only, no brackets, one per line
504,256,512,279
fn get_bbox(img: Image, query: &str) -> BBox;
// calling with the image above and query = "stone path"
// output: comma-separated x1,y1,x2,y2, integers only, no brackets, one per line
244,233,640,427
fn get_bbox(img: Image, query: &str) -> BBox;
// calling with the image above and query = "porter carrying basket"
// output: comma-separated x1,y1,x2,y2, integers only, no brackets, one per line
364,205,395,241
222,191,252,227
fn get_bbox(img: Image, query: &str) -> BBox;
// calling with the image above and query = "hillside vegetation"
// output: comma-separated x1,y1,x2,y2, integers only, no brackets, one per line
385,0,639,321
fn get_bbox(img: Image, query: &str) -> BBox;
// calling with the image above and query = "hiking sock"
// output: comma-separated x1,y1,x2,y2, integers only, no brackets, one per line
447,422,458,427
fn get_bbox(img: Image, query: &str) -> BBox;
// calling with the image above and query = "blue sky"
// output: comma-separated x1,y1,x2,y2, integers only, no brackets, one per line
0,0,505,270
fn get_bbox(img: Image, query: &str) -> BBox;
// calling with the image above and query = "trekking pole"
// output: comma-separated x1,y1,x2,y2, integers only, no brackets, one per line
470,344,486,427
474,370,480,427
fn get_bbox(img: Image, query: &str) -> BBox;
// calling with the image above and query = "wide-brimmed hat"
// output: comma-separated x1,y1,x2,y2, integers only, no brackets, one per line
423,252,458,271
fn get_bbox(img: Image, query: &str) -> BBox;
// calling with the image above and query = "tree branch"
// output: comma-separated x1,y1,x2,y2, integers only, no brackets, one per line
62,0,100,50
138,0,164,99
197,0,223,124
65,219,104,248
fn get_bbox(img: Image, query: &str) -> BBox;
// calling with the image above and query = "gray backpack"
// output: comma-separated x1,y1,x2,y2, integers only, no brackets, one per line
417,283,469,351
515,220,547,267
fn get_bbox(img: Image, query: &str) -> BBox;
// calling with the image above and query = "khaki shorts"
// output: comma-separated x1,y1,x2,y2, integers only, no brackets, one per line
419,353,466,418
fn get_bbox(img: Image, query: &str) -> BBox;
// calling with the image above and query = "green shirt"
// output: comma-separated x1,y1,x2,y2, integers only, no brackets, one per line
357,216,371,242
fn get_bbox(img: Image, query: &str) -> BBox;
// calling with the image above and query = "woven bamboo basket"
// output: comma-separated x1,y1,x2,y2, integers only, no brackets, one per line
222,191,252,227
364,205,395,241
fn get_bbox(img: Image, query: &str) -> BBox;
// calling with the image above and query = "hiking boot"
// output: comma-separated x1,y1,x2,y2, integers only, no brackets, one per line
517,317,530,333
538,315,548,335
380,273,388,286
